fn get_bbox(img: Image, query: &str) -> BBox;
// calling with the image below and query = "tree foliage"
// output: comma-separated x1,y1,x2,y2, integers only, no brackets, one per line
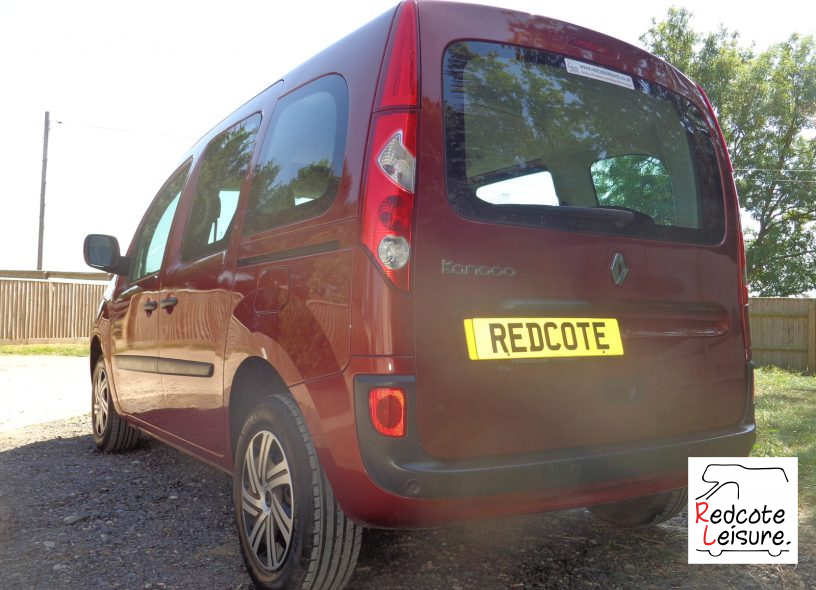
642,9,816,295
592,155,676,225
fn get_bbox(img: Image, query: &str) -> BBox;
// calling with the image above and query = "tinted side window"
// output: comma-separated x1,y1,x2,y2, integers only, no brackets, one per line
130,161,191,280
244,75,348,235
182,114,261,260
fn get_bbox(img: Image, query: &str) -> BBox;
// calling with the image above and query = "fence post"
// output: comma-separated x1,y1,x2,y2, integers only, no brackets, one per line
809,301,816,372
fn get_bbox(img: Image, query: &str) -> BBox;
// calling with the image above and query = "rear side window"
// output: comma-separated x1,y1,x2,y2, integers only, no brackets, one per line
182,114,261,260
243,75,349,235
443,42,724,244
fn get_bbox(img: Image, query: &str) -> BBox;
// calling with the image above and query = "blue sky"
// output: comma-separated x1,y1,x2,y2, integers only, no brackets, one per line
1,0,813,271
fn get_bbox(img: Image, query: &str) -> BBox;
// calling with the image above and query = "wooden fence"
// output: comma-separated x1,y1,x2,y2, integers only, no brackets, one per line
0,277,107,343
749,298,816,372
0,274,814,371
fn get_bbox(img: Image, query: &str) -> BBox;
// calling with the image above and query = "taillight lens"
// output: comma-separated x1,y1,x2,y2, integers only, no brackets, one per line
376,1,418,109
368,387,406,437
360,1,419,291
361,112,417,290
377,131,415,192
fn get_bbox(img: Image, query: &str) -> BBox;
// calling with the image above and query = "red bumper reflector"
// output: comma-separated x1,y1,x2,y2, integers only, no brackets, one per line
368,387,406,437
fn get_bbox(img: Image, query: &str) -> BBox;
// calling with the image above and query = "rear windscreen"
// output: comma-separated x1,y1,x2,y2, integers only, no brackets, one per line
443,42,725,244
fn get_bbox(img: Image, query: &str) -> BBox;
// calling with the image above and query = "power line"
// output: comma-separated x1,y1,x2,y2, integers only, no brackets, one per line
736,178,816,183
734,168,816,173
763,179,816,183
733,178,816,184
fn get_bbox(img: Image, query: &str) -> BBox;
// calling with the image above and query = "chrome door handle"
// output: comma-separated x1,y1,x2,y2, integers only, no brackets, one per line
159,296,178,309
143,300,158,312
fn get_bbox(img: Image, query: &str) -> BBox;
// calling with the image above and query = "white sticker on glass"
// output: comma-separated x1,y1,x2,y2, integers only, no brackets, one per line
564,58,634,90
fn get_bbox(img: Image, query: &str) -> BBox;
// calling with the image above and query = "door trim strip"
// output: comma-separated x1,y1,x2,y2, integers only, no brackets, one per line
114,355,214,378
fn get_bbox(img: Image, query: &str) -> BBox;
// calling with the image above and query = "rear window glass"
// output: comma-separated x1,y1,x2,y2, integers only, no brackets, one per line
443,42,724,244
476,170,558,206
243,75,349,235
591,155,675,225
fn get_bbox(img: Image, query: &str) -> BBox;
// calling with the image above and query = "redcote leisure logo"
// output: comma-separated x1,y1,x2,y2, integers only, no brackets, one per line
688,457,798,564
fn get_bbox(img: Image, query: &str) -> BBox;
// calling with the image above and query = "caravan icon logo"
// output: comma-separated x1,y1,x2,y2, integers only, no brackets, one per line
688,457,798,564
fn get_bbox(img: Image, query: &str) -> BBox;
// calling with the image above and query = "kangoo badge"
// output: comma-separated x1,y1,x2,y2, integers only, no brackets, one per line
688,457,798,564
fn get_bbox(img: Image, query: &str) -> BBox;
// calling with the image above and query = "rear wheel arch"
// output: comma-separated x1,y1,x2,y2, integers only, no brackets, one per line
228,357,294,459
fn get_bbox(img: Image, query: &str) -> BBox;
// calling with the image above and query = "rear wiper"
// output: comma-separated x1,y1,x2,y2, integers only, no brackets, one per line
591,205,655,230
522,204,657,233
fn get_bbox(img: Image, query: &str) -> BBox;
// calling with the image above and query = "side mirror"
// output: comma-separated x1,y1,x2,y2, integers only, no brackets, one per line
83,234,131,276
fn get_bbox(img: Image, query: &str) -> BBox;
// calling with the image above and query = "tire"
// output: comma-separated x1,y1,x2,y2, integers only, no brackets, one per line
233,394,362,590
91,358,140,453
588,487,688,528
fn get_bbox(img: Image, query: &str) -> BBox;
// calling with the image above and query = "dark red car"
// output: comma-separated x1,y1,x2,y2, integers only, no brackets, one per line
83,2,755,588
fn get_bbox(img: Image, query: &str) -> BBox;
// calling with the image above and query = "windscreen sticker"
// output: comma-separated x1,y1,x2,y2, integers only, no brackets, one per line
564,58,634,90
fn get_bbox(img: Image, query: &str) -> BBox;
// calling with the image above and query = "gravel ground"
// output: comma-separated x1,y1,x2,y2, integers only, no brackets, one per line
0,358,813,589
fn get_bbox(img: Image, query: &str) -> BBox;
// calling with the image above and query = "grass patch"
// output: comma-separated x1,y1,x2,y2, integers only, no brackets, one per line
752,366,816,529
0,343,89,357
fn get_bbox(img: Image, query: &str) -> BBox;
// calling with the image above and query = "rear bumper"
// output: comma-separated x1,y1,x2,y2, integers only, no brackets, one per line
293,358,754,528
354,375,756,500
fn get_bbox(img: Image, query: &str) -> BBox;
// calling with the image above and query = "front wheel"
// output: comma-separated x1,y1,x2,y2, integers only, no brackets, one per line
588,487,688,528
233,395,361,590
91,358,139,453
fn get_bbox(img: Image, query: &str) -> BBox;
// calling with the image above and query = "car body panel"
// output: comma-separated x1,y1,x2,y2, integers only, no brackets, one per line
410,0,747,460
87,0,754,529
107,275,165,421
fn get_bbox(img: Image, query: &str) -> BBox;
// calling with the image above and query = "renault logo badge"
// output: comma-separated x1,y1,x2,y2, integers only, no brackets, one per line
610,253,629,285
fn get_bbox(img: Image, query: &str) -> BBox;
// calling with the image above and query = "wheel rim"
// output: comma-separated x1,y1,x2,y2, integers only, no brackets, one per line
241,430,294,572
93,368,109,437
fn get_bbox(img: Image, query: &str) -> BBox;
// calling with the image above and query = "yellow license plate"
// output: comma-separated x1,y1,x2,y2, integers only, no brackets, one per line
464,318,624,360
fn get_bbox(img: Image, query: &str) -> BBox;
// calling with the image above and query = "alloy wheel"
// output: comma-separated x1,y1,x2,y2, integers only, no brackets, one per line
241,430,294,571
93,368,109,437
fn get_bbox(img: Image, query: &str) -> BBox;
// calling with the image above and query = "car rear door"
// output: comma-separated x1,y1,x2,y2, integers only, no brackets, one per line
410,3,749,462
155,113,262,456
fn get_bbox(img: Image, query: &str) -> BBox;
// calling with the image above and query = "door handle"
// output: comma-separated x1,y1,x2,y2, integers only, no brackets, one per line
143,299,158,313
159,296,178,310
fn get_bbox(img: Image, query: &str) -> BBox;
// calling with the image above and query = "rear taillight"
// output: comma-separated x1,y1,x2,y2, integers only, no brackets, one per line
360,1,419,291
361,112,417,288
736,222,752,360
368,387,406,437
697,83,751,358
375,1,418,109
737,224,750,306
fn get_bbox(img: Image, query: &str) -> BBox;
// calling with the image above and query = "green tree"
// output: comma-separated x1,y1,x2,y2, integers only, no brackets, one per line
642,9,816,295
591,155,676,225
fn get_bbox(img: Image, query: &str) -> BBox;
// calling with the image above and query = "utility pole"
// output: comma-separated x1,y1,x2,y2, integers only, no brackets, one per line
37,111,50,271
